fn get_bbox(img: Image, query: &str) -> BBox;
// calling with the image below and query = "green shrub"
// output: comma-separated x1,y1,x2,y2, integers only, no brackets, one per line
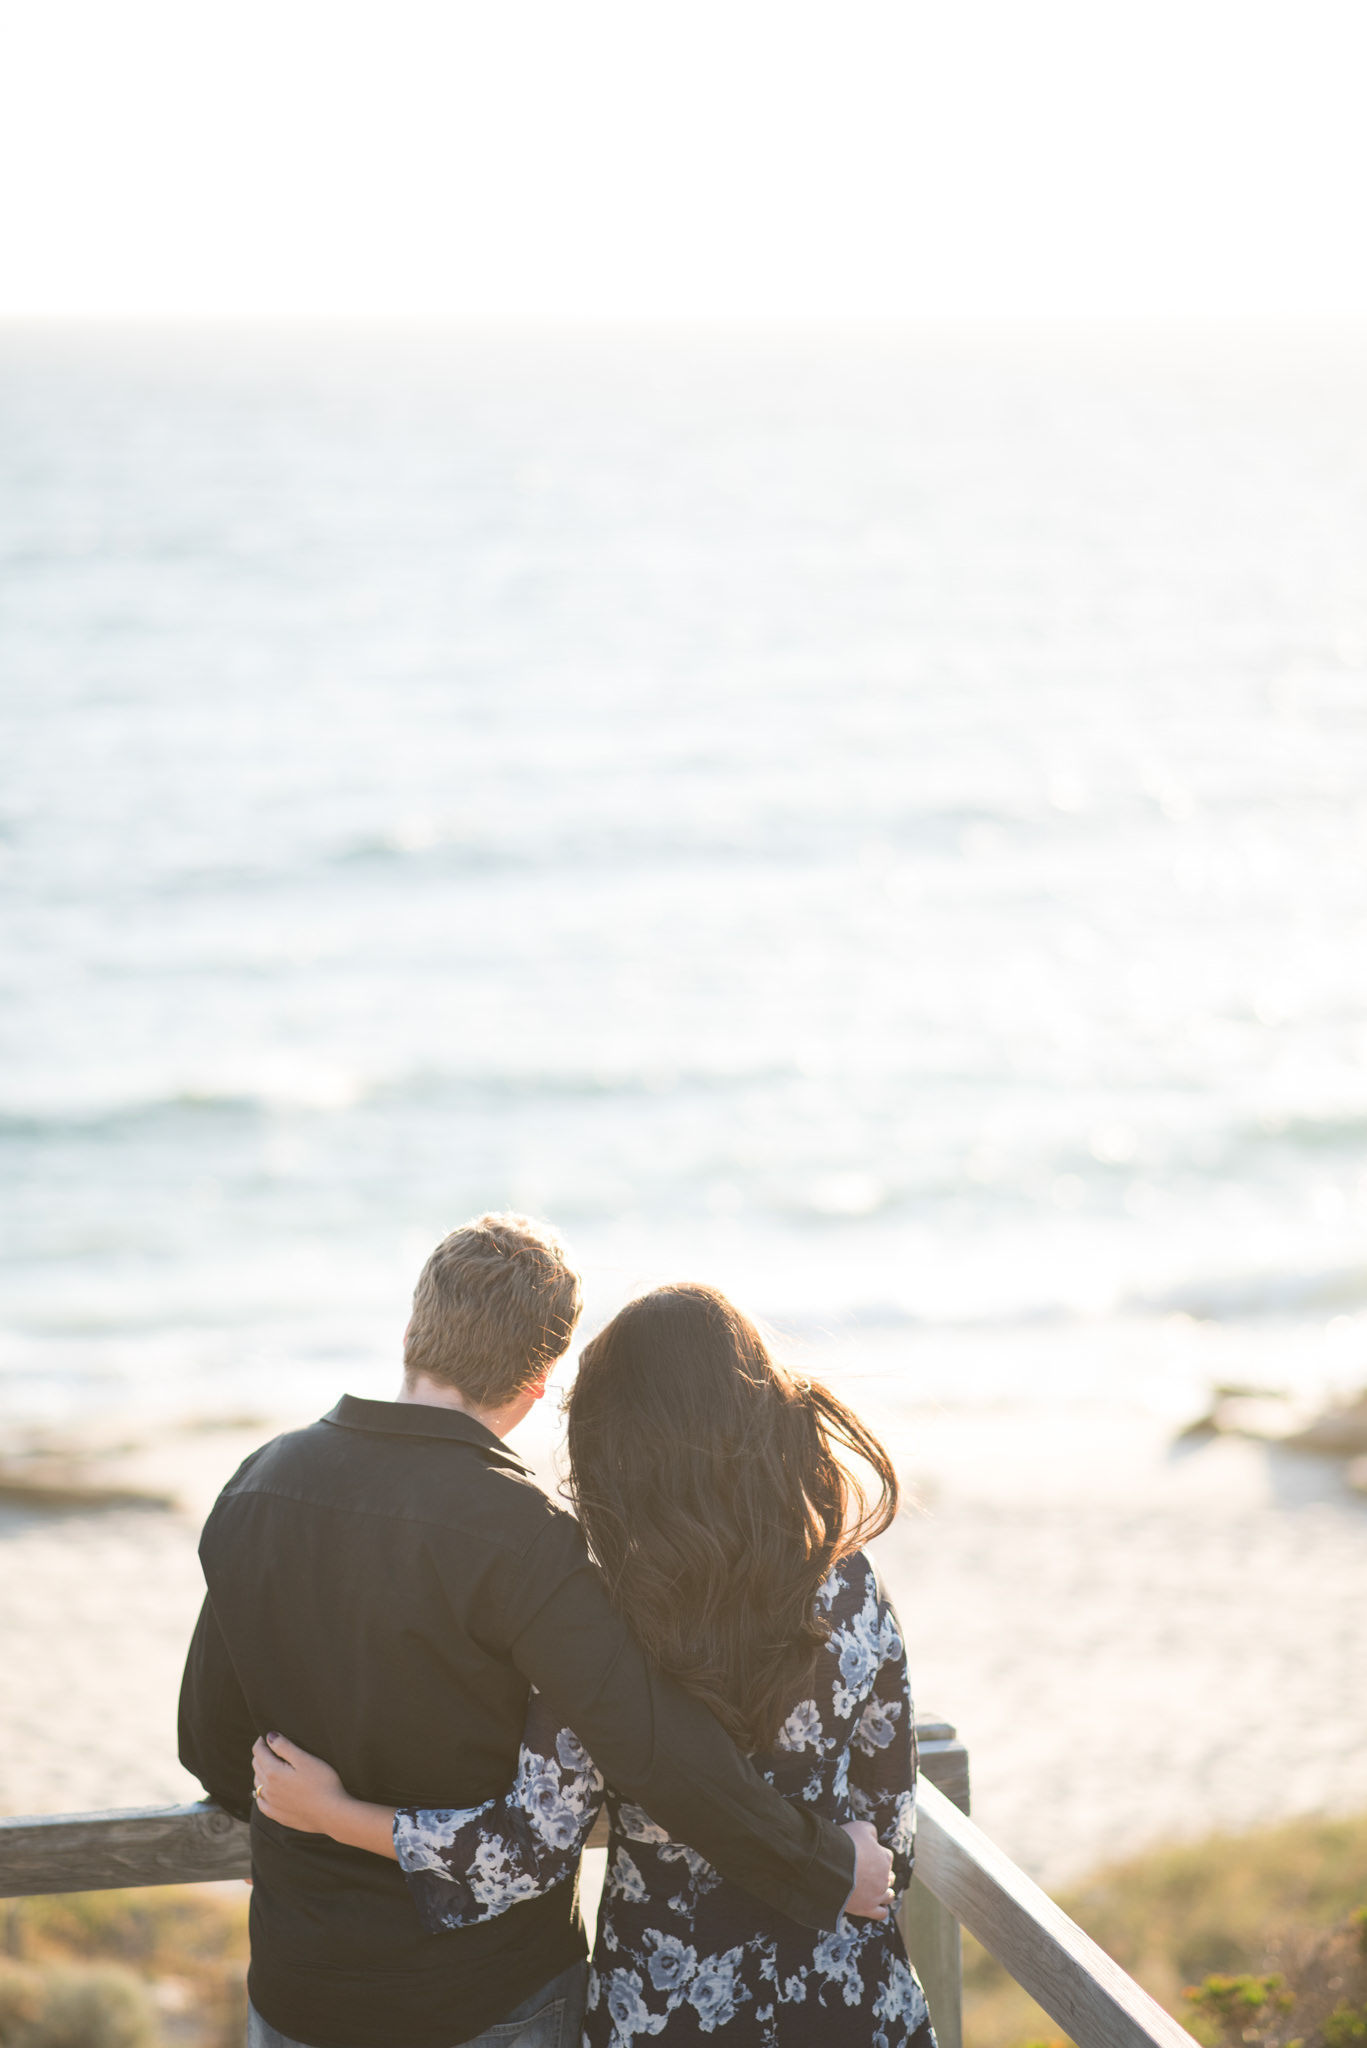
0,1887,249,2048
0,1962,155,2048
0,1970,43,2040
1323,2006,1367,2048
1183,1972,1295,2033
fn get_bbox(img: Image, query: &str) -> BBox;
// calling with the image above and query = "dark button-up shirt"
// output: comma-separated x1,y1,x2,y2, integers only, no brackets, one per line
178,1395,855,2048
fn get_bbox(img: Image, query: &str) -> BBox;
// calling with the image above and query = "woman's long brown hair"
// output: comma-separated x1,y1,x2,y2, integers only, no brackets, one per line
566,1282,899,1754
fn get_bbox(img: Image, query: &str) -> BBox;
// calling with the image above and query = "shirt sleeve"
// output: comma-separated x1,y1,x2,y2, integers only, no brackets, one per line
489,1515,856,1931
844,1586,917,1898
393,1687,605,1934
177,1591,259,1823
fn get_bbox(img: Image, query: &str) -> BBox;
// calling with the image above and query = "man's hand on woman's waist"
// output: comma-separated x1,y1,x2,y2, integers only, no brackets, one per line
840,1820,896,1921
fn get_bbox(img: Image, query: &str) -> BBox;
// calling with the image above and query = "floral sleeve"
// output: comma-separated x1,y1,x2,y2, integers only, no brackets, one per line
393,1688,605,1933
827,1560,918,1898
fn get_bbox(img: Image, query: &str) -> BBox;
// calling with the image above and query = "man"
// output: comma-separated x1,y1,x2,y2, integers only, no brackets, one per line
180,1214,892,2048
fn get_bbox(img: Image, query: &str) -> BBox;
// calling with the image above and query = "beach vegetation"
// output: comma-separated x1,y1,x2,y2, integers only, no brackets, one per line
0,1959,156,2048
1322,2005,1367,2048
1181,1971,1294,2044
961,1808,1367,2048
0,1888,247,2047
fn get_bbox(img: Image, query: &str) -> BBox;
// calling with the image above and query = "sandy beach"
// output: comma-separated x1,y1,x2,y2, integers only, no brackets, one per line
883,1409,1367,1882
2,1406,1365,1891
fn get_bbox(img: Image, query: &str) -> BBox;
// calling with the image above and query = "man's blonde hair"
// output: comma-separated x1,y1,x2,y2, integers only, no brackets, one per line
404,1213,583,1408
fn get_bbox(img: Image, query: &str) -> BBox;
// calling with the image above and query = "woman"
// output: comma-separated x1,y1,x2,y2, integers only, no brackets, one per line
254,1283,932,2047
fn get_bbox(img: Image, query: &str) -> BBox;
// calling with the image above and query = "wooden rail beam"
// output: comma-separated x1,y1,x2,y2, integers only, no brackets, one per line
0,1729,1201,2048
0,1801,249,1898
0,1716,970,1903
914,1777,1200,2048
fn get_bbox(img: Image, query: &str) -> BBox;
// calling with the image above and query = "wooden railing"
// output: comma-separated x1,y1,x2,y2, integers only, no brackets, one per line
0,1720,1198,2048
907,1743,1198,2048
0,1798,250,1897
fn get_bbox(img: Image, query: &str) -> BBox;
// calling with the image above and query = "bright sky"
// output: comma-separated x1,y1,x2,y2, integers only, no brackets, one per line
1,0,1364,321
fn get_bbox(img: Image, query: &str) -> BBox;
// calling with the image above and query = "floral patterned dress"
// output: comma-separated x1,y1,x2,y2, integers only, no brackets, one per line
393,1551,934,2047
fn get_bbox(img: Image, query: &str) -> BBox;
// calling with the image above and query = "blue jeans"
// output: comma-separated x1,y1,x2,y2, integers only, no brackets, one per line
246,1960,587,2048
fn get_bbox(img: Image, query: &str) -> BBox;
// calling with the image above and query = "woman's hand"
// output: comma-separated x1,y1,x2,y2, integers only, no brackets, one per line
252,1734,347,1835
251,1734,401,1861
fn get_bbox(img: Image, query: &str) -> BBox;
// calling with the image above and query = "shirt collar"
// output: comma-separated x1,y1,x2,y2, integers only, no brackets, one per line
322,1393,533,1476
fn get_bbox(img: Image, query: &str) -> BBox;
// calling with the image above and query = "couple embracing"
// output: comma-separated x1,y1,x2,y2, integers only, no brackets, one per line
179,1214,933,2048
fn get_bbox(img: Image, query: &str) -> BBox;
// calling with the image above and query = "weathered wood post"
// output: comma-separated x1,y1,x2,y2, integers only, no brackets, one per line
904,1715,970,2048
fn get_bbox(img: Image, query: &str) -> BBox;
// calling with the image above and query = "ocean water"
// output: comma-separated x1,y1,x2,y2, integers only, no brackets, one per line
3,323,1367,1429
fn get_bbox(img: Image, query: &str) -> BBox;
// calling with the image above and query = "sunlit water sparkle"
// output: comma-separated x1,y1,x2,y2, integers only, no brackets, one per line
4,324,1367,1432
